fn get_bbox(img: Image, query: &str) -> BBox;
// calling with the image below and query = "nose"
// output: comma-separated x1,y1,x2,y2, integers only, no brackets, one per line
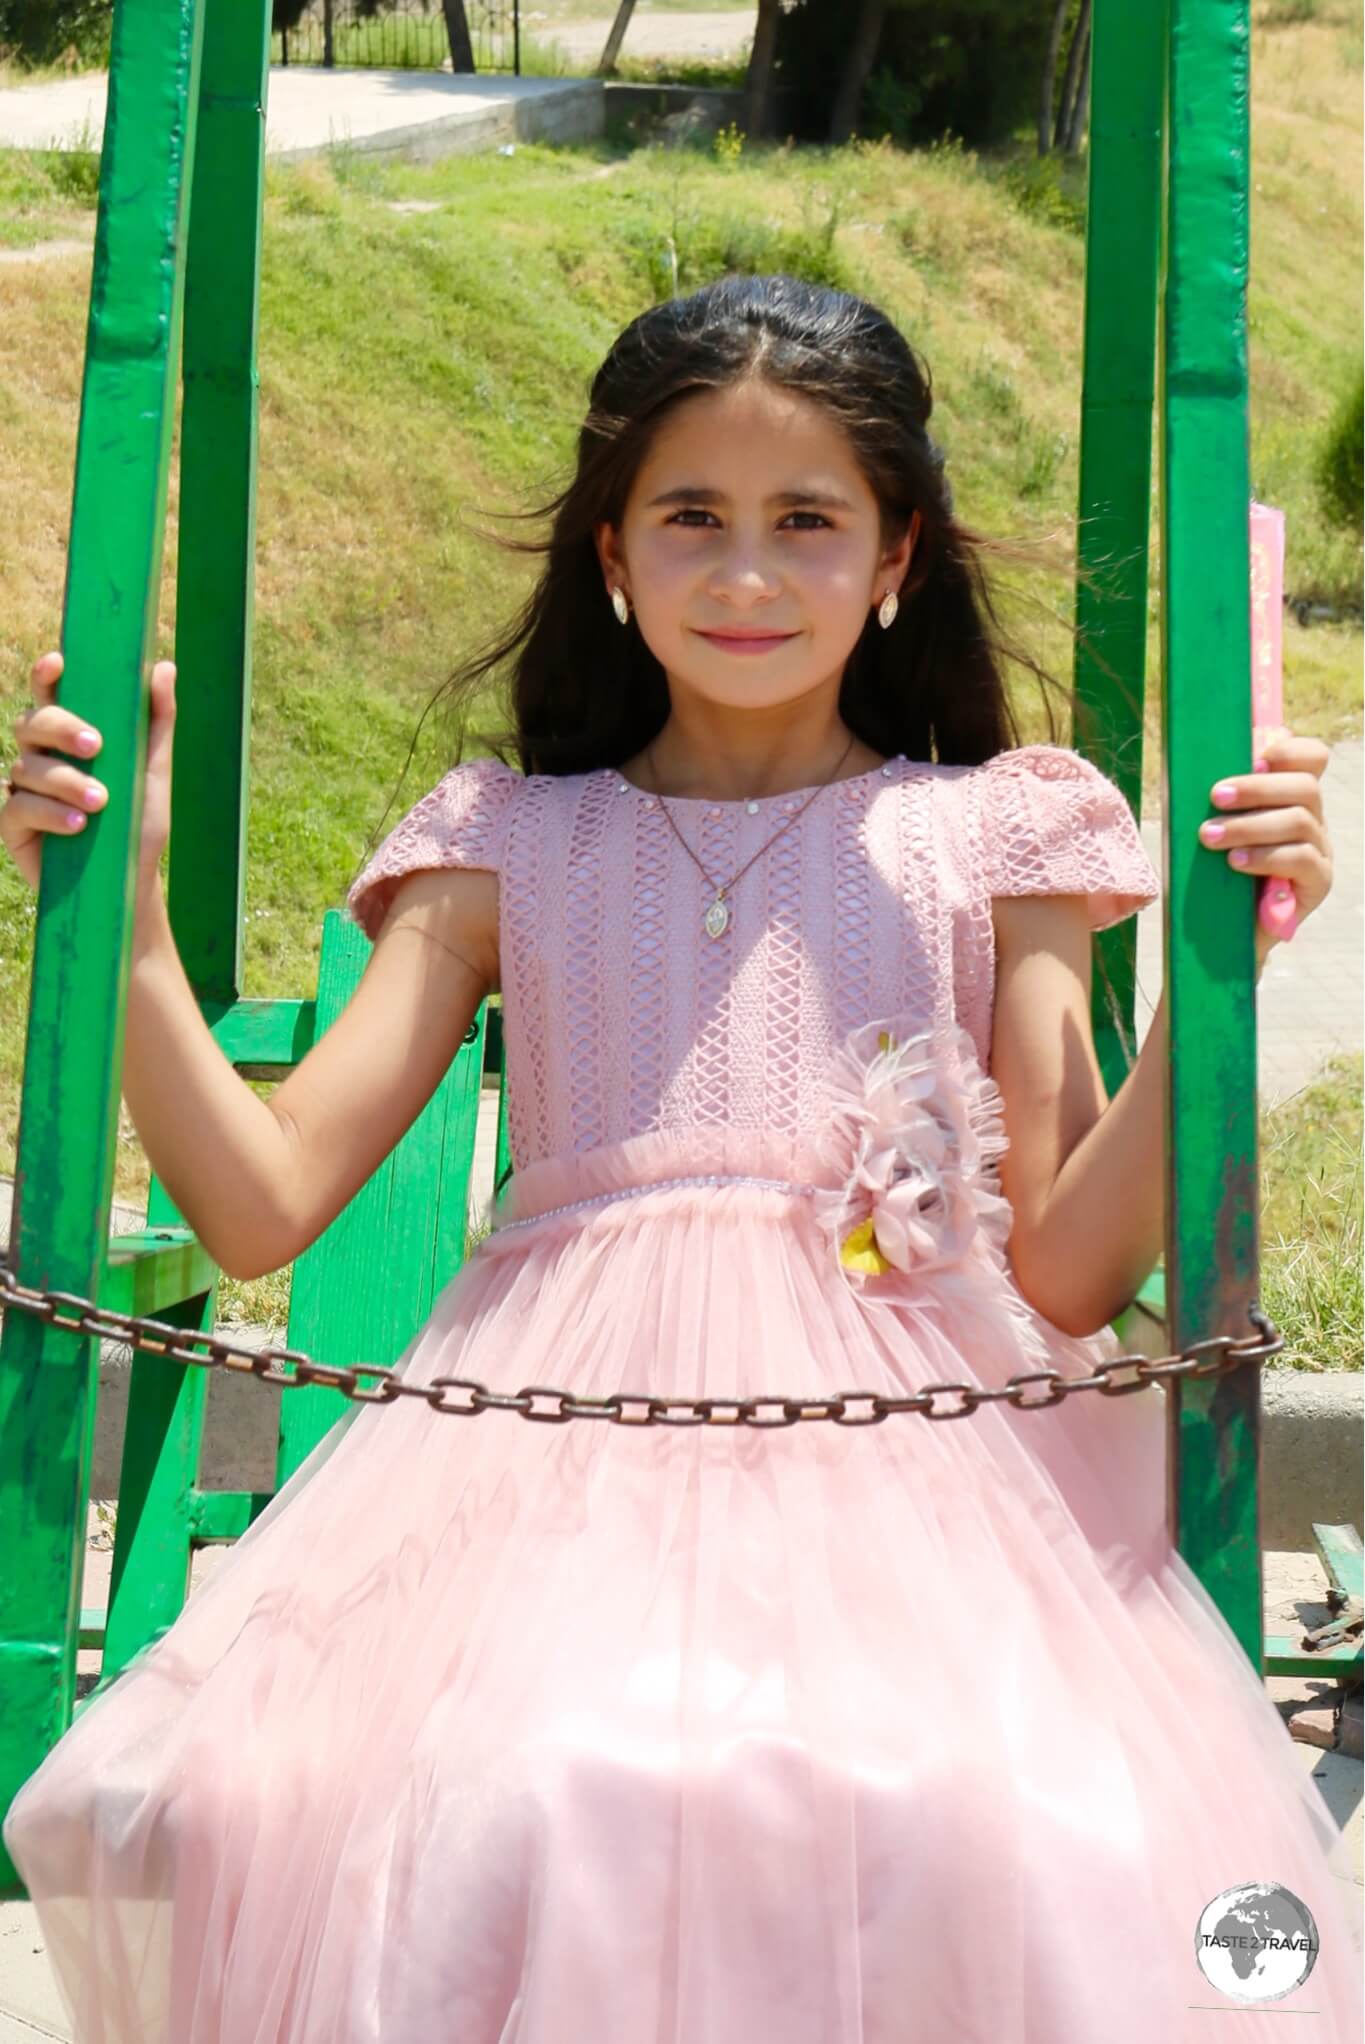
704,545,785,606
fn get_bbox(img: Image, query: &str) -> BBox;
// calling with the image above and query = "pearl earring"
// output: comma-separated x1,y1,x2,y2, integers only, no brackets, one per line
877,591,899,630
611,586,630,625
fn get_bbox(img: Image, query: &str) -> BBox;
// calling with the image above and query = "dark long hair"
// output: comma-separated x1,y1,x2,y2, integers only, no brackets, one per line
380,273,1106,807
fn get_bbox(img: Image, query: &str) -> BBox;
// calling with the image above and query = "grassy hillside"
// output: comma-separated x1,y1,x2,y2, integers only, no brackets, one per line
0,0,1359,1356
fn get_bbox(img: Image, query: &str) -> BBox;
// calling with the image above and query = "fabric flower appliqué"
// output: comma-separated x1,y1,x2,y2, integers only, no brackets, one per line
812,1020,1014,1301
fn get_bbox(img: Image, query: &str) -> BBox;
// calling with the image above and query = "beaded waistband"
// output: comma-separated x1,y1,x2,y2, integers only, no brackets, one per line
488,1171,822,1237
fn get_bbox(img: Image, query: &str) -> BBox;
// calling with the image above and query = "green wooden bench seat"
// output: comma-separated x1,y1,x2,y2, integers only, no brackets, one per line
83,910,510,1704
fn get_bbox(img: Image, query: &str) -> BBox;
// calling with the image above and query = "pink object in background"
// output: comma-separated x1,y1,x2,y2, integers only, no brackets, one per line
1249,500,1298,942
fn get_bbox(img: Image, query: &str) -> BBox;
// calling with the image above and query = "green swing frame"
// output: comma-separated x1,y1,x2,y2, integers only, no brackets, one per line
1,0,1359,1901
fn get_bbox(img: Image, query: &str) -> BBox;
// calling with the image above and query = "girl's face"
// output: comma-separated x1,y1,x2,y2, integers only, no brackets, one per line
594,379,918,720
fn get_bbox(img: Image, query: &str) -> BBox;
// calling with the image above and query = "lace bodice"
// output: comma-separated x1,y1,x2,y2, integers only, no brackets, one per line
345,745,1159,1173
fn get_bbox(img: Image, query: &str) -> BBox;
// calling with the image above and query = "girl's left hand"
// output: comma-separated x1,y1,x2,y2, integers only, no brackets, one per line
1197,725,1334,971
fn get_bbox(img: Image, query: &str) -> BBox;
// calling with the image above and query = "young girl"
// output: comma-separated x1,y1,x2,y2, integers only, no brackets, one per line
2,275,1356,2042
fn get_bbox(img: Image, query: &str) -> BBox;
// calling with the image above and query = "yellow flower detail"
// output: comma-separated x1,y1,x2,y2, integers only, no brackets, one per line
877,1030,897,1054
838,1215,893,1275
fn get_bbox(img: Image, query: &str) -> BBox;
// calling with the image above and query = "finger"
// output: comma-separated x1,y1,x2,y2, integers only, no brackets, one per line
28,651,64,703
1211,767,1325,813
145,661,177,776
1200,802,1329,855
1253,729,1329,774
8,750,107,816
1,783,94,836
13,702,102,759
1224,840,1331,886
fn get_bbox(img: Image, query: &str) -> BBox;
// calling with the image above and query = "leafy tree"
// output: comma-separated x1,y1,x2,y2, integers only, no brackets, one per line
774,0,1079,151
0,0,109,65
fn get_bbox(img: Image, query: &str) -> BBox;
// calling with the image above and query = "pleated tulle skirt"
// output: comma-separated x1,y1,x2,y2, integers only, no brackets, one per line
5,1125,1362,2043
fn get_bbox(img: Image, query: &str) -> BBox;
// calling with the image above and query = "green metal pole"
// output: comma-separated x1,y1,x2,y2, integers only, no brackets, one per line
1158,0,1262,1667
1073,0,1165,1098
166,0,272,1004
104,0,274,1680
0,0,207,1897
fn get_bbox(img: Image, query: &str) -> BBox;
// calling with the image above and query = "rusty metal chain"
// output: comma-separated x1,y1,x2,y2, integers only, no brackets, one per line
0,1262,1282,1425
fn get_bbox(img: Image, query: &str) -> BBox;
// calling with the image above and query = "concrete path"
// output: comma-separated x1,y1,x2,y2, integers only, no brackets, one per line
0,66,601,161
532,6,755,66
0,7,758,160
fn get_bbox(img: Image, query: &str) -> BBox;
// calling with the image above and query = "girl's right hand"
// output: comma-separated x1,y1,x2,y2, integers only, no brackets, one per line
1,650,177,896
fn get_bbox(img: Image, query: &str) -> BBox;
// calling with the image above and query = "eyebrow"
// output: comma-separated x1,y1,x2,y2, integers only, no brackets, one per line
645,486,854,511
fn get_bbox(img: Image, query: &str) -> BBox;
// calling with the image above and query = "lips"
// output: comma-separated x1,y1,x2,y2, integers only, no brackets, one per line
697,630,798,644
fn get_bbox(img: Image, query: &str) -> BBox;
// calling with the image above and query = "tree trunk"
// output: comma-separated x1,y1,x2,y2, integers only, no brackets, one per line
1063,15,1092,154
596,0,639,77
1053,0,1091,151
1038,0,1069,157
442,0,477,74
829,0,887,146
744,0,782,141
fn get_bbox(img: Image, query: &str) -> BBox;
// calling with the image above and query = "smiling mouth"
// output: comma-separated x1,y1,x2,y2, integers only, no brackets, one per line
696,629,799,643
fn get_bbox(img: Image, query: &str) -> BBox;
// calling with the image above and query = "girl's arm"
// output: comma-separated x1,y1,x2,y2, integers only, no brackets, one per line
989,890,1178,1337
990,730,1332,1336
991,896,1274,1336
122,864,498,1282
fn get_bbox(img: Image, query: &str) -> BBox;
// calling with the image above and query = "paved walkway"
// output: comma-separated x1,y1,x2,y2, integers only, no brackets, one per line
0,65,601,160
0,8,757,160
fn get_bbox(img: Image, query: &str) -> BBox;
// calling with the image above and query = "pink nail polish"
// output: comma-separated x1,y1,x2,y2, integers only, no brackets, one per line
74,728,99,756
1202,822,1226,843
65,809,86,829
1212,782,1239,806
1252,757,1269,773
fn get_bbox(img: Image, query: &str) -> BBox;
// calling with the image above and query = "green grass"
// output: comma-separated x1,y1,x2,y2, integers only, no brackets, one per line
1259,1055,1362,1371
0,4,1359,1374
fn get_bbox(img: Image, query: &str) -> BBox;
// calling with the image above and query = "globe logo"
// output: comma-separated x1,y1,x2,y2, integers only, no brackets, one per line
1194,1882,1320,2002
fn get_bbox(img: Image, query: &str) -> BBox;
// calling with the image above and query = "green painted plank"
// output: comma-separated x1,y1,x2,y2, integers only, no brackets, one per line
167,0,272,999
1075,0,1164,1099
0,0,207,1900
102,1289,216,1680
1314,1523,1363,1604
99,1229,220,1318
278,912,488,1482
1263,1635,1363,1681
1159,0,1261,1668
492,1030,513,1217
203,995,318,1066
190,1489,276,1541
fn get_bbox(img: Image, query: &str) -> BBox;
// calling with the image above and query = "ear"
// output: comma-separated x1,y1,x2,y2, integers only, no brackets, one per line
880,508,922,595
593,519,625,591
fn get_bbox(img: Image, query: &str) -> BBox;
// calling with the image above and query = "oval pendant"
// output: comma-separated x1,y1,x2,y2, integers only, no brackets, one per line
703,896,730,939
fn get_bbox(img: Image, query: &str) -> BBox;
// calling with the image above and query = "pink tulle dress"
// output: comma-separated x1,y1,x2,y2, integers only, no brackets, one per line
6,745,1361,2042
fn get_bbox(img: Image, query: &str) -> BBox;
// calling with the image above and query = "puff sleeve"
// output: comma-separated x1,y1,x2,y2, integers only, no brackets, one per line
975,743,1160,930
343,755,519,944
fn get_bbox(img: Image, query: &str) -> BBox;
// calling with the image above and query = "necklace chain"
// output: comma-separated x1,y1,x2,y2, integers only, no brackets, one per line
643,733,859,938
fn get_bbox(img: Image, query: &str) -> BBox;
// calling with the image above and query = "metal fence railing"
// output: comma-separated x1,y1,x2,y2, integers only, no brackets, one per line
273,1,521,75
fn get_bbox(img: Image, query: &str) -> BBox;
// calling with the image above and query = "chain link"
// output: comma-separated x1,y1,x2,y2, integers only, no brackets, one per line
0,1262,1282,1425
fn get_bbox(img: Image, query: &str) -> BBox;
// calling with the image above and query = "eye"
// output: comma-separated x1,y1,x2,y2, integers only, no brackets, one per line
665,509,831,530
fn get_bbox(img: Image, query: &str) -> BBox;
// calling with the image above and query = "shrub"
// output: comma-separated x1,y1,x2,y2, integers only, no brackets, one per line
994,152,1088,236
1315,370,1364,531
0,0,110,67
